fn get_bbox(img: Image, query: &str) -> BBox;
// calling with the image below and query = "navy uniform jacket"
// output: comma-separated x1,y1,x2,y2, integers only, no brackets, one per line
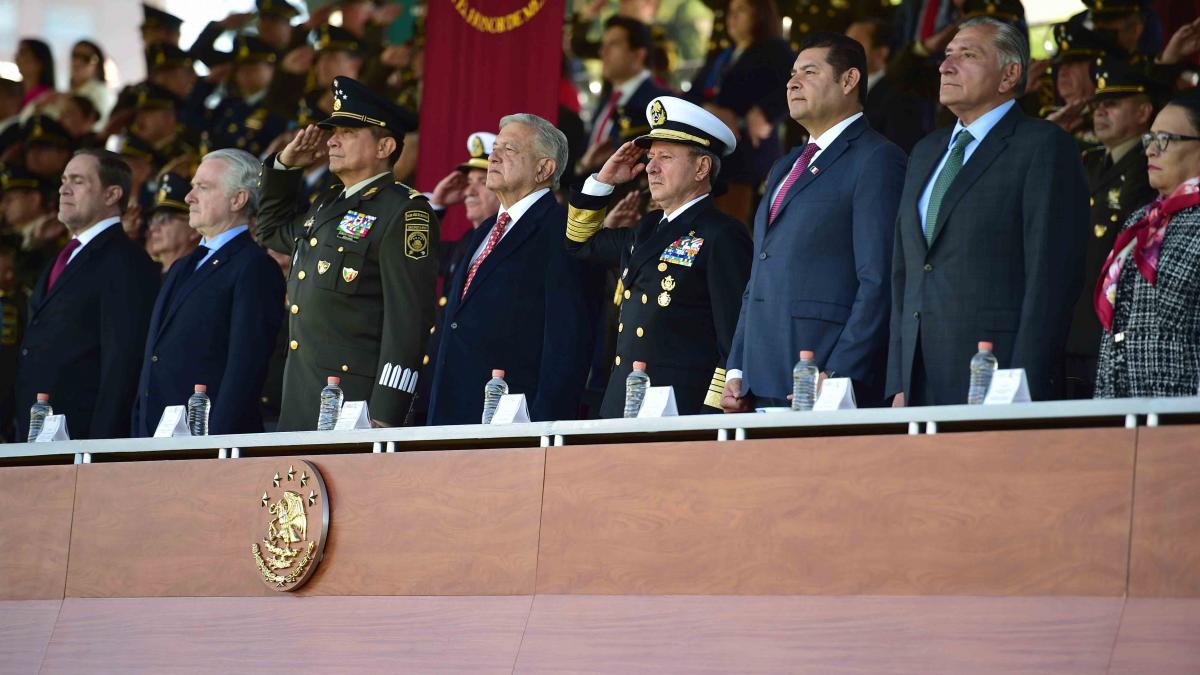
15,224,160,440
428,191,597,425
566,191,751,416
131,231,285,436
887,105,1089,404
256,159,440,430
729,116,907,406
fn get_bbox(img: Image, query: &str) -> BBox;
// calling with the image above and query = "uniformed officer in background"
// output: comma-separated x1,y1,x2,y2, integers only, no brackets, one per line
256,76,438,430
206,35,288,157
1064,57,1161,398
565,96,752,416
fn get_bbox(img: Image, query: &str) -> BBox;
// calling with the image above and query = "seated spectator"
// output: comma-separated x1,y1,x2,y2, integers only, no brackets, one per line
68,40,112,127
14,39,56,114
1094,91,1200,397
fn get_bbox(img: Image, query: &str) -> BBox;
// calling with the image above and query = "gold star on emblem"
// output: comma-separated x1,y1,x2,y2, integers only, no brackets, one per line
308,490,318,507
287,465,296,482
260,492,269,507
272,472,281,487
300,471,308,487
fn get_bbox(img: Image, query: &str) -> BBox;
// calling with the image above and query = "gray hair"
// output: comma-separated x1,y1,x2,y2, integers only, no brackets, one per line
498,113,569,189
688,147,722,189
959,16,1030,97
201,148,261,217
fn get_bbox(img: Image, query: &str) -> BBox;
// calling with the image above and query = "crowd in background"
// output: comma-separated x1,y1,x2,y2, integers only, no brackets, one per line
2,0,1200,441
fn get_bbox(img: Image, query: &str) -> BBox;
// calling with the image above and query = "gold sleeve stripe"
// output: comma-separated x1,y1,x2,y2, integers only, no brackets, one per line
704,389,723,409
567,204,606,243
612,279,625,306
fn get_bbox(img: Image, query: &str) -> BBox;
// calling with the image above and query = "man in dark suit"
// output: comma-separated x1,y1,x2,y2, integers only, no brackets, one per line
15,150,160,440
1065,58,1160,399
846,17,933,154
427,114,597,425
566,96,752,416
722,32,907,410
581,16,670,174
887,17,1089,406
257,77,438,431
131,149,285,437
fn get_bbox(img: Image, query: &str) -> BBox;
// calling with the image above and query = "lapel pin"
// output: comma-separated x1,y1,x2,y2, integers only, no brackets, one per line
810,166,820,175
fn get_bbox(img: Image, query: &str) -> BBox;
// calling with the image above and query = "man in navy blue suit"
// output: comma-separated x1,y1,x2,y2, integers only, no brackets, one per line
427,114,597,425
722,32,907,410
131,149,285,436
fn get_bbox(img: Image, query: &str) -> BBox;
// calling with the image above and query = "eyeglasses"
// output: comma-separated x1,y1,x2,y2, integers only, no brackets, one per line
1141,131,1200,154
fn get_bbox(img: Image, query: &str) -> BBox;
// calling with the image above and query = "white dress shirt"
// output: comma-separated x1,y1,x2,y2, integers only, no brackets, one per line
468,188,550,266
917,99,1016,231
67,216,121,264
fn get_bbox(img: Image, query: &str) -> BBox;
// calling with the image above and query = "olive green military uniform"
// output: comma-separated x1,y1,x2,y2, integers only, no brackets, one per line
256,162,439,429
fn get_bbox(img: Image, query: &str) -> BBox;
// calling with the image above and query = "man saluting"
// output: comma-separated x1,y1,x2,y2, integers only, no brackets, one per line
256,76,438,430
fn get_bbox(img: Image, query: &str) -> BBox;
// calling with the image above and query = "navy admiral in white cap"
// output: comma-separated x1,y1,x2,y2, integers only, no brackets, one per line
566,96,753,417
256,76,438,430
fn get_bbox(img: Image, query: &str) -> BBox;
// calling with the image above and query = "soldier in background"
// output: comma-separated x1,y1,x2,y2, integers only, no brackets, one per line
144,173,200,274
207,35,288,158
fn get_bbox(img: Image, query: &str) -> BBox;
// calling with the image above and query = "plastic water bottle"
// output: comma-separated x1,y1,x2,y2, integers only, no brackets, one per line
967,341,999,405
624,361,651,418
792,350,819,411
27,393,52,442
317,376,344,430
482,369,509,424
187,385,211,436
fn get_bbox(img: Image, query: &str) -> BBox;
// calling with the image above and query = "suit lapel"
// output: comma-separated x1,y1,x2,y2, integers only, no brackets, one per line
771,117,867,229
31,225,119,316
157,232,252,335
927,106,1020,250
457,192,551,308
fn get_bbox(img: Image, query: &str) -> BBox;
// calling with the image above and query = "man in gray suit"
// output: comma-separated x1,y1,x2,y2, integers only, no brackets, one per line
722,32,906,410
887,17,1089,406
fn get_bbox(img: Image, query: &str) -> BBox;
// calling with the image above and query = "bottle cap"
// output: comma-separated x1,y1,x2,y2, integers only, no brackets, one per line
799,350,814,359
193,384,207,393
492,369,505,377
327,376,341,385
36,393,49,401
633,361,647,370
978,341,993,351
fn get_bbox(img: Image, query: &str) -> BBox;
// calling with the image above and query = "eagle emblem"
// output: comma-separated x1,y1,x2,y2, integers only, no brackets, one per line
251,461,329,591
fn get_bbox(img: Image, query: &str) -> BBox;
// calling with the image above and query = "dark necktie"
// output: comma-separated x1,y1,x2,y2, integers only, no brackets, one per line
171,245,210,296
924,129,973,246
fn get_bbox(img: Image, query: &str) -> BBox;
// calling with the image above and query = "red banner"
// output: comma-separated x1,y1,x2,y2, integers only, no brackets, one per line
419,0,565,242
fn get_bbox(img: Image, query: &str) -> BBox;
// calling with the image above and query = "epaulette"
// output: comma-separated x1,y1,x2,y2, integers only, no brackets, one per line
395,181,428,202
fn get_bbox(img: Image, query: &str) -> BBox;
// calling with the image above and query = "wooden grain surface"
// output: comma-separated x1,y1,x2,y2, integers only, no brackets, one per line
40,596,532,674
1108,598,1200,674
1128,426,1200,597
65,449,545,597
0,465,76,600
537,430,1136,595
0,599,62,674
514,594,1123,674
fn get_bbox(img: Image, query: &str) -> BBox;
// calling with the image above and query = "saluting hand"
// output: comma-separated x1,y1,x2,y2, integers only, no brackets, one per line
596,141,646,186
279,125,329,169
431,170,468,206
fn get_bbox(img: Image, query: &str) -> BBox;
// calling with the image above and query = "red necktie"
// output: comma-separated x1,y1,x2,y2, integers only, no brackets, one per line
462,212,511,298
46,239,81,290
768,143,818,224
918,0,942,42
589,92,620,147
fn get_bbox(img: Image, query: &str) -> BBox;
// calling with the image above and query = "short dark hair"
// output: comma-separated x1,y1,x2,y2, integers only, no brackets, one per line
368,126,403,168
1167,89,1200,136
73,149,133,212
604,16,655,69
67,95,99,123
797,31,868,106
855,17,893,51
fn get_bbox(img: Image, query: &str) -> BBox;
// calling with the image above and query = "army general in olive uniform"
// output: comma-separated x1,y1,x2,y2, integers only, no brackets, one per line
256,76,438,430
567,96,751,416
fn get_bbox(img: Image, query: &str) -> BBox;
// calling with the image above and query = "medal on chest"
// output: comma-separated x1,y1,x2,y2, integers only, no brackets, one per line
659,233,704,268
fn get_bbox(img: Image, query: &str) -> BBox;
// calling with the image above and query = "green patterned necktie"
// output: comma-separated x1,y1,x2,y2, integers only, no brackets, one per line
924,129,974,246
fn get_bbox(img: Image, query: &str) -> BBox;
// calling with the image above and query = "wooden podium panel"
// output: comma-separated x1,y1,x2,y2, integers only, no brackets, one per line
537,430,1135,595
0,600,61,673
0,466,76,600
65,448,545,597
1129,426,1200,597
1108,599,1200,674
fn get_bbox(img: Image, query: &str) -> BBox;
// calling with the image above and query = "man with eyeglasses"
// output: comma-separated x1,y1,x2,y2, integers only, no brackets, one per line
1064,58,1162,399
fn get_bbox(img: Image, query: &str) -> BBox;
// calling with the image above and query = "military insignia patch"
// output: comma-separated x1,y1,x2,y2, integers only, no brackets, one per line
342,267,359,282
649,99,666,127
658,292,672,307
333,97,342,111
470,135,484,157
251,461,329,591
404,209,431,260
659,235,704,267
1107,187,1121,211
362,186,379,199
661,275,676,292
317,260,331,275
303,217,315,231
337,210,376,240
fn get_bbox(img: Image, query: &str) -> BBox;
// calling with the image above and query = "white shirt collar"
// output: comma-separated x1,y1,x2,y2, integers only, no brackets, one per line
73,216,121,250
950,99,1016,149
664,192,708,222
810,112,864,151
614,70,652,105
499,187,550,226
343,172,391,198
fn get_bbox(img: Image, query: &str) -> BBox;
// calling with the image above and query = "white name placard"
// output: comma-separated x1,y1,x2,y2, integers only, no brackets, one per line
153,405,191,437
35,414,70,442
983,368,1031,405
490,394,530,424
636,386,679,418
813,377,857,411
334,401,373,430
